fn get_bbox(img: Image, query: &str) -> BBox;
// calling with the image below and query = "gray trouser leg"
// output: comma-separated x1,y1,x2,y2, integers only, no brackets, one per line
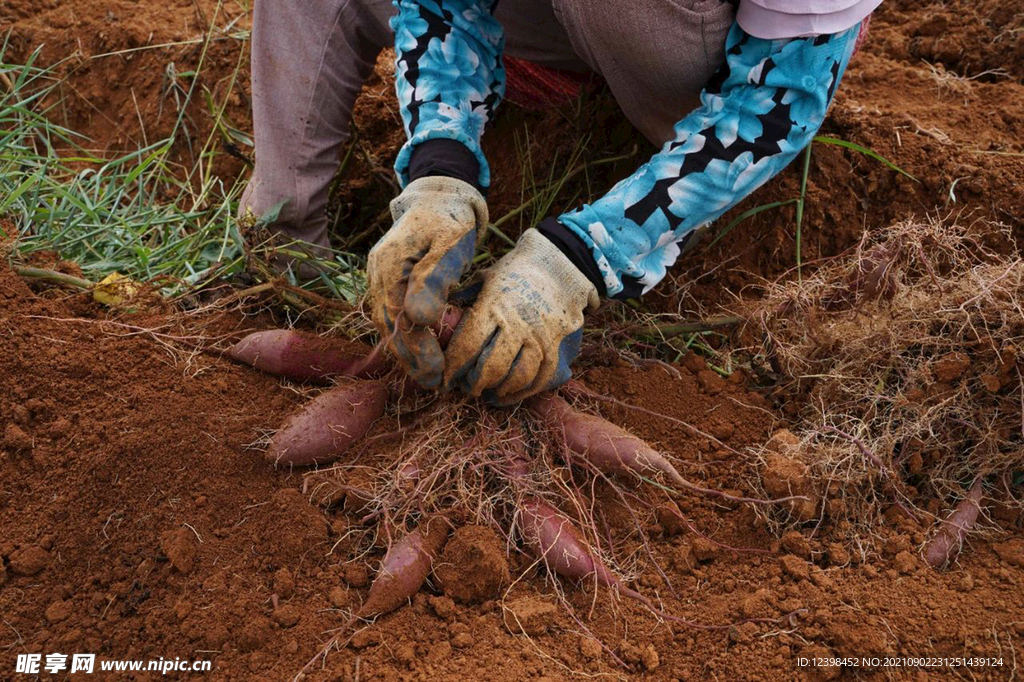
551,0,735,145
240,0,395,253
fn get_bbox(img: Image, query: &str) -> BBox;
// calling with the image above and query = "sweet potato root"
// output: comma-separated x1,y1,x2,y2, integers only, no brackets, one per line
519,497,677,616
923,480,984,568
267,380,388,466
228,329,385,382
357,517,449,619
526,393,687,488
520,497,619,586
297,518,448,677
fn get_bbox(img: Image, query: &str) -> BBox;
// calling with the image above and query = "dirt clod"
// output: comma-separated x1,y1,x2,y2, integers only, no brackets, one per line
893,551,917,574
428,595,457,621
995,540,1024,567
272,605,301,628
45,600,73,623
3,423,33,451
434,525,509,604
328,586,349,608
762,451,819,521
780,555,810,581
451,631,474,648
827,543,851,566
159,528,197,574
343,562,369,588
9,545,49,575
691,537,719,563
641,644,660,671
781,531,811,559
697,370,725,395
273,567,295,598
502,597,558,636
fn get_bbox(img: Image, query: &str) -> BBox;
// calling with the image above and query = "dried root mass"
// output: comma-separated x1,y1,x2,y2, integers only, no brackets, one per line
741,218,1023,529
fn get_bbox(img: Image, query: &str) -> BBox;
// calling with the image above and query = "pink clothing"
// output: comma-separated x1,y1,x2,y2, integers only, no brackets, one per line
738,0,882,38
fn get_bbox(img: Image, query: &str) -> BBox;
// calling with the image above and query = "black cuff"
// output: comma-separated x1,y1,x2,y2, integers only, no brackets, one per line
407,139,484,193
536,217,607,298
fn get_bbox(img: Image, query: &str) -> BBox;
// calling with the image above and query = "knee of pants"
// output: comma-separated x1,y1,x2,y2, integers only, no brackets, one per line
238,172,316,233
554,0,735,143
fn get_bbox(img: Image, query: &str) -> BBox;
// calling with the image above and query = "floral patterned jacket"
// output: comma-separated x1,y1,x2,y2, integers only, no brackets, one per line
392,0,864,299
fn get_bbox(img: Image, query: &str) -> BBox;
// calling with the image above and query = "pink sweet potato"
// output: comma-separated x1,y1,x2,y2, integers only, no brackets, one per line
298,518,449,676
267,380,388,466
520,497,619,586
435,305,462,348
526,393,687,488
923,480,984,568
519,497,672,614
357,517,449,619
228,329,386,382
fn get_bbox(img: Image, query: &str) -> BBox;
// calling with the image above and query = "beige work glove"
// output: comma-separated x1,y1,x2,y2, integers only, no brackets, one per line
443,228,599,405
367,176,488,388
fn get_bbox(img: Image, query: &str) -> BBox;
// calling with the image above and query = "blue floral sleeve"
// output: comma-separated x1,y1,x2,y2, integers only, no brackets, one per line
556,23,861,299
391,0,505,189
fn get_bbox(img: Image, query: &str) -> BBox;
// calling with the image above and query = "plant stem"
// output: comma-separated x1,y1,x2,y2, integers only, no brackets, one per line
795,142,813,282
620,315,745,338
14,266,93,290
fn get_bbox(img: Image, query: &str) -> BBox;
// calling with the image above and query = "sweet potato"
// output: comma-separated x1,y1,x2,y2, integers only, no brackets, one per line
228,329,385,382
526,393,687,488
267,380,388,466
357,517,449,619
435,305,462,348
519,497,674,613
517,498,799,631
520,497,619,586
923,480,984,568
298,518,449,676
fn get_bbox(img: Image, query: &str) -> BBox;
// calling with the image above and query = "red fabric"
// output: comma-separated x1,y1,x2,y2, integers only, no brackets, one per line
503,57,598,110
853,13,871,56
505,16,871,110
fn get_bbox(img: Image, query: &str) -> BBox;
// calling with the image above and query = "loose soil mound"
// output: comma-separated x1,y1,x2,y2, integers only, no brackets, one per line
2,263,1023,679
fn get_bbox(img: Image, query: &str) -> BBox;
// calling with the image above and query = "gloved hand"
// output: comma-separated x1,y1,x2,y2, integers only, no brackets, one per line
367,176,488,388
444,228,599,405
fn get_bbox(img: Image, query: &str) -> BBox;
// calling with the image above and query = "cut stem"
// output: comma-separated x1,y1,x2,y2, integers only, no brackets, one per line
14,266,93,290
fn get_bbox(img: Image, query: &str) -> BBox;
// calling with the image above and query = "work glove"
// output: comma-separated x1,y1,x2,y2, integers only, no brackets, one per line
444,228,599,405
367,176,488,388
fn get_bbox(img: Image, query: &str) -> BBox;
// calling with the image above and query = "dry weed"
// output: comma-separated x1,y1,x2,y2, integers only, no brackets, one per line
739,217,1023,534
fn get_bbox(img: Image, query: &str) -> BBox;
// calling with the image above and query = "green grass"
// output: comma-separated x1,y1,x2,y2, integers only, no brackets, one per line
0,34,366,303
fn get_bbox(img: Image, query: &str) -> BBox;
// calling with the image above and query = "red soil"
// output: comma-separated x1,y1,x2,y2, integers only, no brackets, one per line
3,262,1022,679
2,0,1024,678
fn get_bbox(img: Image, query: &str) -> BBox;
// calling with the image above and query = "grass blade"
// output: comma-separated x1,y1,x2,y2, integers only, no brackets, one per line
812,135,918,182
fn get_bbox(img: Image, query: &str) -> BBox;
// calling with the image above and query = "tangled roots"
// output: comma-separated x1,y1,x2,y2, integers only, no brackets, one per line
739,217,1023,532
